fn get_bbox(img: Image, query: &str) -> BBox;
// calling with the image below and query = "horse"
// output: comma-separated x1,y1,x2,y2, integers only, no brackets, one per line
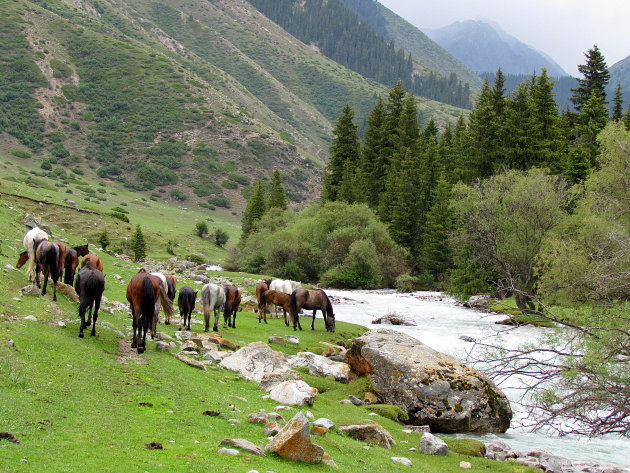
82,253,103,272
201,283,225,332
75,261,105,338
52,241,67,281
126,269,161,354
64,244,89,285
34,240,60,301
22,227,48,282
260,289,291,326
255,280,271,322
289,288,335,332
223,285,241,329
149,272,176,325
164,273,177,302
177,286,197,331
269,279,292,318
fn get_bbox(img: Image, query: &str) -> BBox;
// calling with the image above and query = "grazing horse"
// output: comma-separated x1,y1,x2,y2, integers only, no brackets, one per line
289,288,335,332
126,269,160,354
75,261,105,338
255,280,271,321
64,244,89,285
34,240,60,301
260,290,291,326
164,273,177,302
82,253,103,272
22,227,49,282
177,286,197,331
149,272,176,325
223,285,241,329
269,279,292,318
201,283,225,332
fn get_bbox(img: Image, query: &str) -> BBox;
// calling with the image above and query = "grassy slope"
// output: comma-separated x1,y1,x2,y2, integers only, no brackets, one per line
0,195,537,473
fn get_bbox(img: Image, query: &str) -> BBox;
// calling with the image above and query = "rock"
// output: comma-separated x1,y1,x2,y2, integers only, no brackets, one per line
259,370,303,391
219,342,292,383
405,425,430,433
420,433,449,456
285,335,299,344
248,412,284,424
155,341,170,352
313,418,334,430
156,332,175,342
174,352,207,370
288,352,351,383
7,339,15,347
459,461,472,469
23,315,37,322
305,411,314,420
217,448,239,456
363,392,379,404
459,335,476,343
339,399,352,404
338,423,395,449
322,452,337,468
391,457,413,467
264,422,281,436
311,426,328,435
266,412,328,464
348,395,364,406
347,329,512,433
66,200,77,207
220,438,265,456
5,264,18,271
21,285,40,296
22,214,51,235
268,336,285,345
56,283,79,303
484,441,518,461
268,380,317,406
202,350,225,363
181,340,201,352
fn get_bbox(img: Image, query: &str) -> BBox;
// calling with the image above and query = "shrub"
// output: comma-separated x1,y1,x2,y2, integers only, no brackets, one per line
130,225,146,261
186,253,206,265
98,231,110,250
221,179,238,189
109,211,129,223
166,238,177,255
40,161,52,170
395,273,418,292
170,189,187,201
365,404,409,422
49,59,73,79
214,228,229,248
110,206,128,214
11,150,31,159
195,221,208,237
208,196,230,208
228,173,250,186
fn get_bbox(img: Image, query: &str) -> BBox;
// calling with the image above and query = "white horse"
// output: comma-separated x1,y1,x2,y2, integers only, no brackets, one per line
149,272,175,327
23,227,49,282
201,283,226,332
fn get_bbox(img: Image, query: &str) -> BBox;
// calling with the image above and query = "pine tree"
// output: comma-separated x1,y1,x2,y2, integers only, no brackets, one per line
130,225,146,262
398,93,420,150
268,169,287,210
358,97,387,207
530,69,564,173
571,45,610,112
98,231,110,250
466,80,500,179
382,82,406,162
421,173,453,282
625,105,630,131
323,104,359,201
422,118,439,142
241,180,267,239
611,83,624,121
503,82,533,170
575,93,608,168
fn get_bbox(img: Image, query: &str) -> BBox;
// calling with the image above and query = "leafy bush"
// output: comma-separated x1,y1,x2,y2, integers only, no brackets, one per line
228,173,250,186
49,59,73,79
186,253,206,265
195,221,208,237
110,206,128,214
365,404,409,422
170,189,187,201
11,150,32,159
213,228,229,247
221,179,238,189
109,211,129,223
46,131,67,143
193,175,221,197
208,196,230,208
394,273,418,292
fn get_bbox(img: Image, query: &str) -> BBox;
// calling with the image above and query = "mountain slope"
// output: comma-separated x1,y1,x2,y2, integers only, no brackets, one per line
427,20,567,77
608,54,630,108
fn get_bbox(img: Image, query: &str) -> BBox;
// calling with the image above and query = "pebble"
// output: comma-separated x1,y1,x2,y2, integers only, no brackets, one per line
367,412,378,416
24,315,37,322
166,410,174,414
402,429,413,434
57,321,66,327
12,297,21,302
391,457,413,467
305,411,314,419
217,448,239,456
7,339,15,347
460,461,472,469
274,405,290,410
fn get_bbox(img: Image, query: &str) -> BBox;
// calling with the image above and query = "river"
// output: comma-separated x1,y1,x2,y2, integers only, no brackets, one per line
325,289,629,469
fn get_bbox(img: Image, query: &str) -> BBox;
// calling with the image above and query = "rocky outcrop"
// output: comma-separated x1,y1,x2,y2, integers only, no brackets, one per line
220,342,292,383
288,352,351,383
346,329,512,434
338,423,395,449
266,412,328,464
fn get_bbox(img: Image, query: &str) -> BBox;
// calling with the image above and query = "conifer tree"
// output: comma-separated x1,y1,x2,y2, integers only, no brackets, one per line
323,105,359,201
421,173,453,282
611,83,624,121
466,80,500,179
359,98,387,207
625,105,630,131
398,93,420,150
131,225,146,262
241,180,267,239
450,115,470,183
268,169,287,210
530,69,564,173
382,82,406,161
503,82,533,170
575,93,608,168
571,45,610,111
422,118,439,142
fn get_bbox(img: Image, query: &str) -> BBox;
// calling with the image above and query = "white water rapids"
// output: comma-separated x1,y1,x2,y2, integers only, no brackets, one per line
325,289,629,469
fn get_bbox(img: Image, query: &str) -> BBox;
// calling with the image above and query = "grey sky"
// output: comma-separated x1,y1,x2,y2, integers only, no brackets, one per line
378,0,629,76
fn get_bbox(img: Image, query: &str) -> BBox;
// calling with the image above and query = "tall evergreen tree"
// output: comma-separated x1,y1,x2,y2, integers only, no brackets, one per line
421,173,453,282
530,69,564,173
323,104,360,201
130,225,147,262
398,93,420,150
241,180,267,239
503,82,533,170
381,82,406,162
625,105,630,131
571,45,610,112
611,83,624,121
358,97,387,207
268,169,287,210
466,80,501,179
574,93,608,168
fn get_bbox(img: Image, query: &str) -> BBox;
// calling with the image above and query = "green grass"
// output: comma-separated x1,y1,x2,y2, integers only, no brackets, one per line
486,297,555,327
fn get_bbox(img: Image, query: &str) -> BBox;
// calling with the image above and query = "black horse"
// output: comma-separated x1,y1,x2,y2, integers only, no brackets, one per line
289,288,335,332
177,286,197,331
75,261,105,338
64,244,89,286
34,240,60,301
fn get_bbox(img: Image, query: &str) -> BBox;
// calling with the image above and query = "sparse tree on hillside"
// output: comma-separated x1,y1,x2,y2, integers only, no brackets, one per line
241,180,267,240
611,83,624,121
267,169,287,210
98,231,110,250
571,45,610,112
323,104,360,202
214,228,229,248
195,221,208,238
131,225,146,262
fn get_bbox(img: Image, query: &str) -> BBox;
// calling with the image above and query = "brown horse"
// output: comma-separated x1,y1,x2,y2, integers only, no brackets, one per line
255,280,271,321
164,273,177,302
223,285,241,329
289,288,335,332
64,244,89,285
126,269,161,354
75,260,105,338
82,253,103,272
34,240,60,301
260,290,291,326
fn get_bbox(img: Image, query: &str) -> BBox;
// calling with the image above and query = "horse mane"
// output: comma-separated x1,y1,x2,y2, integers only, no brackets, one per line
323,291,334,318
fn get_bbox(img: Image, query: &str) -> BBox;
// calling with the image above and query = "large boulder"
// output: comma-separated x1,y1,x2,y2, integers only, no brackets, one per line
268,380,317,406
338,423,395,449
288,352,351,383
219,342,291,383
346,329,512,434
266,412,327,464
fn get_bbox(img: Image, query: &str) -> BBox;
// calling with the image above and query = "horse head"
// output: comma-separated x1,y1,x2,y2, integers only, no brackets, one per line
16,251,29,268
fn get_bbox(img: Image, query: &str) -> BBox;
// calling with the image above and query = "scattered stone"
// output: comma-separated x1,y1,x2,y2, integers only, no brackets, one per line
363,392,379,404
459,461,472,469
156,332,175,342
402,429,413,434
202,410,220,416
22,214,51,235
155,341,170,352
285,335,299,344
0,432,19,443
174,352,207,371
203,350,227,363
311,426,328,435
268,380,317,406
23,315,37,322
405,425,430,433
7,339,15,347
338,423,395,449
56,321,66,327
248,412,284,424
264,422,281,436
220,438,265,456
372,313,417,326
347,329,512,433
313,418,334,430
145,442,163,450
12,297,21,302
391,457,413,467
339,399,352,404
288,352,351,383
322,452,337,468
274,405,291,410
21,285,40,296
420,433,448,456
259,370,303,391
181,340,201,352
138,402,153,407
459,335,476,343
219,342,291,383
484,441,518,461
305,411,314,420
268,336,285,345
5,264,17,271
266,412,328,464
217,448,239,456
56,282,79,303
348,395,364,406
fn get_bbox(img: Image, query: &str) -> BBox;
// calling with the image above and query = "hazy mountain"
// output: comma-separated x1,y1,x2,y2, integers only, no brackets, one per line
608,54,630,109
426,20,567,77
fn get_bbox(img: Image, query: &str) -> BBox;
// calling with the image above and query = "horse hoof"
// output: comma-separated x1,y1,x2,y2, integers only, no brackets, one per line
165,321,170,325
78,333,84,338
131,341,137,348
90,332,96,337
137,347,145,354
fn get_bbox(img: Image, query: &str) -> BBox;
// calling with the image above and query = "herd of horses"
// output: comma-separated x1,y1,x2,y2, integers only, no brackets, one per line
16,226,336,355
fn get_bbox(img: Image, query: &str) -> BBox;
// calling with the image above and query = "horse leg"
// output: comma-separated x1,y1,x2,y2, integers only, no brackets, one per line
51,277,57,301
231,309,237,329
311,310,316,330
78,304,85,338
41,267,48,296
85,303,93,327
90,295,101,337
212,307,219,332
131,308,138,349
283,308,288,327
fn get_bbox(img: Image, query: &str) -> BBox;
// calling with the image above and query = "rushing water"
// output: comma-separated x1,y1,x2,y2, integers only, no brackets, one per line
325,289,629,469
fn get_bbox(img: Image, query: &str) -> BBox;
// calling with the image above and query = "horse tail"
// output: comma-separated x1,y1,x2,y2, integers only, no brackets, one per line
259,289,267,309
290,290,298,319
325,293,334,318
64,251,75,285
223,286,232,318
46,243,60,282
141,276,155,329
159,282,174,317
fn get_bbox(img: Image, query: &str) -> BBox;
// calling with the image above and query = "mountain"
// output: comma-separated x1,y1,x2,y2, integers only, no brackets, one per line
426,20,567,77
608,54,630,108
0,0,466,210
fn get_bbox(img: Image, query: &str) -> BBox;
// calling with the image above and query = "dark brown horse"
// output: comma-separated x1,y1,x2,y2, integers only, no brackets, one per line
255,279,271,321
289,288,335,332
64,244,89,285
223,285,241,329
16,240,70,283
259,290,291,326
82,253,103,272
75,260,105,338
34,240,60,301
126,269,160,354
177,286,197,331
164,273,177,302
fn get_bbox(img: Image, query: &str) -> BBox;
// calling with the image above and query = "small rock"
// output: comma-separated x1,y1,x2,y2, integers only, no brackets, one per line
285,335,299,344
311,426,328,435
24,315,37,322
7,339,15,347
459,335,476,343
138,402,153,407
420,432,448,456
402,429,413,434
12,297,21,302
348,395,364,406
274,405,291,410
155,341,170,352
217,448,239,456
145,442,163,450
268,336,285,345
339,399,352,404
363,392,378,404
405,425,430,433
174,352,206,370
202,410,220,416
264,422,281,436
305,411,314,419
20,459,28,463
166,410,174,414
266,412,328,464
367,412,378,416
220,438,265,456
391,457,413,467
268,381,317,406
313,418,334,430
339,423,395,449
460,461,472,469
56,321,66,327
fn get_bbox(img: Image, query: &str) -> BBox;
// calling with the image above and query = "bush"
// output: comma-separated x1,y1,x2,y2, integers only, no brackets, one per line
213,228,229,248
394,273,418,292
49,59,73,79
221,179,238,189
109,211,129,223
195,221,208,237
365,404,409,422
166,238,177,255
170,189,187,201
98,231,110,250
11,150,31,159
208,196,230,208
186,253,206,265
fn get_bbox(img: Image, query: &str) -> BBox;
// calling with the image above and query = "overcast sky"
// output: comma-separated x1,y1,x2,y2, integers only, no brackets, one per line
378,0,630,76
